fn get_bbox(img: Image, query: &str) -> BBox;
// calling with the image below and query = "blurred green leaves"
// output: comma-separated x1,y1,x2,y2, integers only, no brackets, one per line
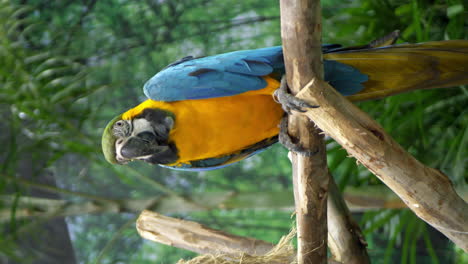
0,1,104,173
446,4,464,18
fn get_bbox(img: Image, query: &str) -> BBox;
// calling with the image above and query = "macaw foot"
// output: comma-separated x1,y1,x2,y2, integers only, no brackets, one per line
273,76,319,114
279,116,319,156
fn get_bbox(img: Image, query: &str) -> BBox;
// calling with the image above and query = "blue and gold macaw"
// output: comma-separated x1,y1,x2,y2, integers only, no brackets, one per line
102,34,468,171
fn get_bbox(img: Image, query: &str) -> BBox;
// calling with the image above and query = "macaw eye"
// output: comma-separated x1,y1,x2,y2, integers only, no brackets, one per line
112,120,131,138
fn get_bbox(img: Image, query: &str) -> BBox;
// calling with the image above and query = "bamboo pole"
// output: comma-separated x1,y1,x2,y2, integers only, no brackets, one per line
295,78,468,251
280,0,328,263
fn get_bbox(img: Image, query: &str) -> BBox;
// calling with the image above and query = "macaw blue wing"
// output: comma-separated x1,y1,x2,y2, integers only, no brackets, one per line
143,46,284,101
323,60,368,96
143,45,368,102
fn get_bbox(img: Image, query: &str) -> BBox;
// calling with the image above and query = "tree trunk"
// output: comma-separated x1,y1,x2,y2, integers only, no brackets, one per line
280,0,328,263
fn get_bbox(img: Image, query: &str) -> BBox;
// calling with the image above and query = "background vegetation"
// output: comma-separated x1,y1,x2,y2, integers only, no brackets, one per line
0,0,466,263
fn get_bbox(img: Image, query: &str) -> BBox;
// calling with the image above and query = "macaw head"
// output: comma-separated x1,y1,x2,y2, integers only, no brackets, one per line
101,108,178,165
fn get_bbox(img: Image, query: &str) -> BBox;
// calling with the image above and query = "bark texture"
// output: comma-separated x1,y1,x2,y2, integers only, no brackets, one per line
328,178,370,264
280,0,328,263
296,78,468,251
136,210,275,257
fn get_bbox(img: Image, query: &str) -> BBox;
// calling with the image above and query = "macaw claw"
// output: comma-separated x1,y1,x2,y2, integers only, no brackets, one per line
278,116,319,157
274,76,319,114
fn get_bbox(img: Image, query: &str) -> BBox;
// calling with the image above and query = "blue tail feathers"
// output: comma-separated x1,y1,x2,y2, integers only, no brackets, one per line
324,60,369,96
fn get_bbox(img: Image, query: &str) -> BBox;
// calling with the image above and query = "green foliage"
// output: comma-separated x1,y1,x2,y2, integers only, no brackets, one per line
0,2,100,261
322,0,467,44
1,0,466,263
0,1,104,170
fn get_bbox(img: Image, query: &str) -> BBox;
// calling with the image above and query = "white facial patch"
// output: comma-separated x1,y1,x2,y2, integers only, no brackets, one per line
114,118,156,162
131,118,154,135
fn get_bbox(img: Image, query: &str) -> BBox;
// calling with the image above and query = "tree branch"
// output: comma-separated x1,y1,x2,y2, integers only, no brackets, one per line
328,177,370,263
136,210,278,258
137,211,369,264
295,78,468,251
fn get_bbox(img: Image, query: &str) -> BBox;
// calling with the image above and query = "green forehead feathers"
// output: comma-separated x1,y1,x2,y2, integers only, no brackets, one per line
102,114,123,164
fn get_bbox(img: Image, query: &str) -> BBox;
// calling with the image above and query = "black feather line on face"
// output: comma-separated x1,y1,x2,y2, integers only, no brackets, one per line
134,108,179,165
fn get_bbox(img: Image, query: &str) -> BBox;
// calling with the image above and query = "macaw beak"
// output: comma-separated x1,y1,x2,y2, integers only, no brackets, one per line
119,135,169,160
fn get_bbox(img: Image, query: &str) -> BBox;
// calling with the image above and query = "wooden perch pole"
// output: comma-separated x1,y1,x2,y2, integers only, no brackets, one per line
280,0,328,263
136,210,274,257
137,210,276,258
295,78,468,251
137,211,349,264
